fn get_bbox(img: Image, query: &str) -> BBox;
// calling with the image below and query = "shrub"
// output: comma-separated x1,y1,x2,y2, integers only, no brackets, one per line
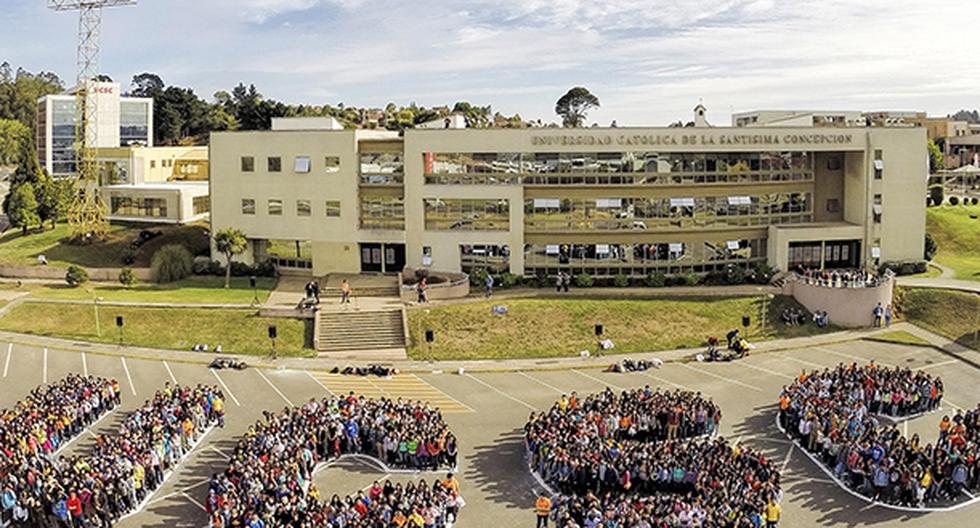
949,196,959,206
928,185,944,207
750,262,776,284
151,244,194,283
724,265,747,285
880,260,928,276
924,233,938,261
499,272,520,288
121,247,137,265
972,197,978,205
118,267,137,287
65,265,88,288
469,268,488,287
682,272,702,286
644,271,666,287
574,273,594,288
612,274,630,288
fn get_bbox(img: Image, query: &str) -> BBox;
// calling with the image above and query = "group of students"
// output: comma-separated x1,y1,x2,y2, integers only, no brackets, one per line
525,387,783,527
1,376,223,527
777,362,980,507
796,267,882,288
206,394,462,527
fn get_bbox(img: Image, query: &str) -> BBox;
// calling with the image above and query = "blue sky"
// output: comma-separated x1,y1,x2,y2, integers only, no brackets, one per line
2,0,978,125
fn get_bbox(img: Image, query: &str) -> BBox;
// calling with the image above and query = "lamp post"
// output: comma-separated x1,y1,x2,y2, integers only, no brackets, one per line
89,289,104,337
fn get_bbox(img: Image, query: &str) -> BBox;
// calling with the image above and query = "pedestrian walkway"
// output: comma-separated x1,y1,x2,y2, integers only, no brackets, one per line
896,276,980,293
309,371,473,413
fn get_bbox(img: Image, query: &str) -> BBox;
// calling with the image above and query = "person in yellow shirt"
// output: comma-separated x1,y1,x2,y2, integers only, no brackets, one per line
535,494,552,528
765,499,781,527
442,472,459,495
407,510,425,527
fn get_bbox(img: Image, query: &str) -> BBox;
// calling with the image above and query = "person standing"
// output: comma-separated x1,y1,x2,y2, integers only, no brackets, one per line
873,302,884,327
534,494,552,528
884,304,892,327
484,273,494,298
417,277,428,304
764,498,781,527
562,272,569,293
340,280,352,304
555,273,563,293
312,280,321,304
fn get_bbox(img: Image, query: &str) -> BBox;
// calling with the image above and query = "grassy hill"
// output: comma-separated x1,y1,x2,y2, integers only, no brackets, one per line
927,204,980,281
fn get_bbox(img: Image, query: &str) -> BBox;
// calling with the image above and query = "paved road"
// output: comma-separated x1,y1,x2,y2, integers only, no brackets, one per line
1,337,978,527
897,276,980,293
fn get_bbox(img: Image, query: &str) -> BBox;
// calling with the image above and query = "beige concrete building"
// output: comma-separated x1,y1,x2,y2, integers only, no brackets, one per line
209,116,927,278
95,146,210,224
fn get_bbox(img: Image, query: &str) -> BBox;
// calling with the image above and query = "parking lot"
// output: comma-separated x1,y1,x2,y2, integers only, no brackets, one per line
1,337,977,527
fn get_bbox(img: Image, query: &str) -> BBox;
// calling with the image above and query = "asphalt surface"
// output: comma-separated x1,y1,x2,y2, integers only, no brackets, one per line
1,338,978,527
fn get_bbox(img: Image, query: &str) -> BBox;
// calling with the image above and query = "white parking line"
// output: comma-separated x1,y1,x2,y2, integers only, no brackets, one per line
210,369,240,406
781,354,828,369
679,363,762,392
361,475,390,492
81,351,88,377
43,347,48,384
57,409,115,453
181,491,208,512
734,360,794,379
120,357,137,395
781,444,794,472
640,371,695,392
3,343,10,378
573,369,625,390
519,371,566,394
305,369,336,396
211,445,231,459
146,478,212,506
464,373,538,411
256,369,294,407
919,359,958,370
813,346,895,368
163,361,177,384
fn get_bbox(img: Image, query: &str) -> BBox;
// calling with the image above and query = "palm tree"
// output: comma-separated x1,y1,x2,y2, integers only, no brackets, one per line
213,228,248,288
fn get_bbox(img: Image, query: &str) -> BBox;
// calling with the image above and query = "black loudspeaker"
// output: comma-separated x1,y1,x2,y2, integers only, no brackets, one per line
116,316,124,327
268,325,277,339
742,315,751,328
425,329,434,343
595,324,603,336
249,275,257,288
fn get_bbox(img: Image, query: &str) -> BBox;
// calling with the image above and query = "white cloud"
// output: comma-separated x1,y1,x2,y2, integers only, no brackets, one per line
3,0,979,125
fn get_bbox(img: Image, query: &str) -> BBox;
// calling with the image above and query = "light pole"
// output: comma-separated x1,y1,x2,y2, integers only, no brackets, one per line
89,289,104,337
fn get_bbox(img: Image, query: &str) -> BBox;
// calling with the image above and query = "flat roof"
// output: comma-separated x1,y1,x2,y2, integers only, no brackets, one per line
103,182,207,191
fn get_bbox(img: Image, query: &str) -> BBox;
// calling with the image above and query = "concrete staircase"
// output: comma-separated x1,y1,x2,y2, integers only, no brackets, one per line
316,308,406,354
319,285,401,298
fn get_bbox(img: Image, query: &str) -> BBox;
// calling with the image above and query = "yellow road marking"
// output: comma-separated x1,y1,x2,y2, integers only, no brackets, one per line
310,373,472,413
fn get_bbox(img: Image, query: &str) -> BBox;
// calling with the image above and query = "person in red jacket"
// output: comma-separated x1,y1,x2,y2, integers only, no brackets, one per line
66,491,83,526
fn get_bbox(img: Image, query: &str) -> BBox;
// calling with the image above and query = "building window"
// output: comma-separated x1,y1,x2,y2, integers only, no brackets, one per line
827,156,841,171
460,245,510,273
241,199,255,215
109,195,167,218
268,157,281,172
873,194,882,223
268,199,283,215
359,195,403,229
424,198,509,231
150,160,156,169
296,199,311,217
325,156,340,173
325,200,341,217
193,196,210,215
826,198,840,213
241,156,255,172
294,156,311,173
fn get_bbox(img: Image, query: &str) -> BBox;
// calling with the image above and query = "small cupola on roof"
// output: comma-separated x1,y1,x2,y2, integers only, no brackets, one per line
693,101,711,127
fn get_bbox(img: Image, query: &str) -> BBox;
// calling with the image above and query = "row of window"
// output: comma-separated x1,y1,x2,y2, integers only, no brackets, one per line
241,156,341,174
423,199,510,231
524,193,812,230
241,198,341,217
110,196,168,218
523,240,767,266
424,151,814,175
426,171,814,186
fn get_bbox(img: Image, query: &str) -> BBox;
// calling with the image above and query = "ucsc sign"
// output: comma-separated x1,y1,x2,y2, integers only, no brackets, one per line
530,133,855,147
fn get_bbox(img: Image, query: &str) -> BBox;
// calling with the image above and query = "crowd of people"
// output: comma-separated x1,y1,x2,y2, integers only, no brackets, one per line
1,377,223,526
206,394,462,527
794,267,884,289
525,388,782,527
778,362,980,507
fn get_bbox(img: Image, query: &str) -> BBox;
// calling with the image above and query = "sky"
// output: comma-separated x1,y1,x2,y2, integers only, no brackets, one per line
2,0,979,126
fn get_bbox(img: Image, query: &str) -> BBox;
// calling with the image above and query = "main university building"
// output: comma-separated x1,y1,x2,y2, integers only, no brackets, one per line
210,108,927,278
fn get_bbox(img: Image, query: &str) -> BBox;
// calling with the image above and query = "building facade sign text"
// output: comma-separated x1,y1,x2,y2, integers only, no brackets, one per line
530,133,854,147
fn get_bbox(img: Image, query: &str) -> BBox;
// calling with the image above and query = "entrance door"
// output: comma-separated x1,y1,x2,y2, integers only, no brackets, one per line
384,243,406,274
823,240,861,269
360,243,383,272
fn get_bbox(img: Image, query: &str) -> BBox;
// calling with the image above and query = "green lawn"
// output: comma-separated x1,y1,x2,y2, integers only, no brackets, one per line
407,295,836,360
900,287,979,350
0,222,210,268
29,276,276,304
865,330,931,346
927,204,980,281
907,264,942,279
0,303,311,357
